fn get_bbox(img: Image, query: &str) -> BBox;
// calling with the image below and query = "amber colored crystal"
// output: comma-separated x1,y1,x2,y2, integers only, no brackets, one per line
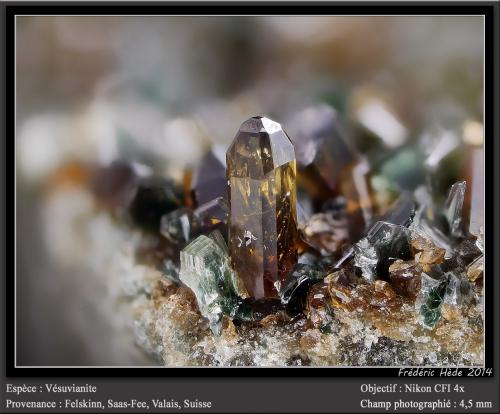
227,116,299,299
306,282,334,330
410,233,446,273
388,259,422,300
467,255,483,282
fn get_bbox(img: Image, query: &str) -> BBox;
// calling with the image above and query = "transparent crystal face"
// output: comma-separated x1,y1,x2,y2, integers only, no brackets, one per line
227,117,298,299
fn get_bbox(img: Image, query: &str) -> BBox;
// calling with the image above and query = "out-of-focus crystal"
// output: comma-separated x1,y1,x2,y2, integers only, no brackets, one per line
135,234,179,268
454,239,482,266
129,176,183,233
351,92,408,150
91,160,141,210
300,208,350,257
287,104,375,234
289,105,356,190
159,259,181,284
191,147,227,206
227,116,298,299
160,208,195,245
423,129,465,204
179,231,248,334
380,192,416,227
375,147,425,192
339,157,375,238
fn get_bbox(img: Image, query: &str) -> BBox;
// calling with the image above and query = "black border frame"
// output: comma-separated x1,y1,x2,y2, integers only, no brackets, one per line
4,1,498,378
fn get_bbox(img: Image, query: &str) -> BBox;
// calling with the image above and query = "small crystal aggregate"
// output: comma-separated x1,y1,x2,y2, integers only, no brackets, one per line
35,107,484,367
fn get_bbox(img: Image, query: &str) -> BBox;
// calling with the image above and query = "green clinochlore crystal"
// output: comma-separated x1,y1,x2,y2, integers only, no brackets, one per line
419,274,448,329
418,272,472,329
179,230,248,334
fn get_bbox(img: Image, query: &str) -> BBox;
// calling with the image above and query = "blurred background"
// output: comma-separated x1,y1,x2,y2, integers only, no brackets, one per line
15,16,484,365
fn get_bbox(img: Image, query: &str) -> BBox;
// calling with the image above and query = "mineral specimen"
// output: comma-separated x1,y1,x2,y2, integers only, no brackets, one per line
299,208,350,257
129,176,183,232
443,181,467,238
289,105,356,191
306,282,334,331
191,148,227,206
441,272,472,321
160,208,195,245
410,233,446,273
467,255,483,282
42,165,485,366
466,145,484,237
179,230,248,334
226,116,298,299
236,298,285,322
91,160,141,211
193,196,229,239
288,104,375,236
417,273,448,329
387,259,422,300
423,129,465,204
160,197,229,246
353,221,412,280
279,263,326,316
379,192,416,227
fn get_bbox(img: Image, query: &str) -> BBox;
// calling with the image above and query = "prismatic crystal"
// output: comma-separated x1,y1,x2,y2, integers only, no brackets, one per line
226,116,299,299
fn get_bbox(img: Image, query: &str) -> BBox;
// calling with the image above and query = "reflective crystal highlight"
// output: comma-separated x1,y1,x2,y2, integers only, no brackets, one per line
443,181,467,238
353,221,412,281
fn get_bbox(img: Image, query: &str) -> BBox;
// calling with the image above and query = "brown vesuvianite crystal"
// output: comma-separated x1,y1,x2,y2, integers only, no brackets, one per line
287,105,375,240
227,116,299,299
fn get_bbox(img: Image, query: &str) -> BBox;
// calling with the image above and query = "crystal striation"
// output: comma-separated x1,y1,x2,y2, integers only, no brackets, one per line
227,116,298,299
179,230,248,334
